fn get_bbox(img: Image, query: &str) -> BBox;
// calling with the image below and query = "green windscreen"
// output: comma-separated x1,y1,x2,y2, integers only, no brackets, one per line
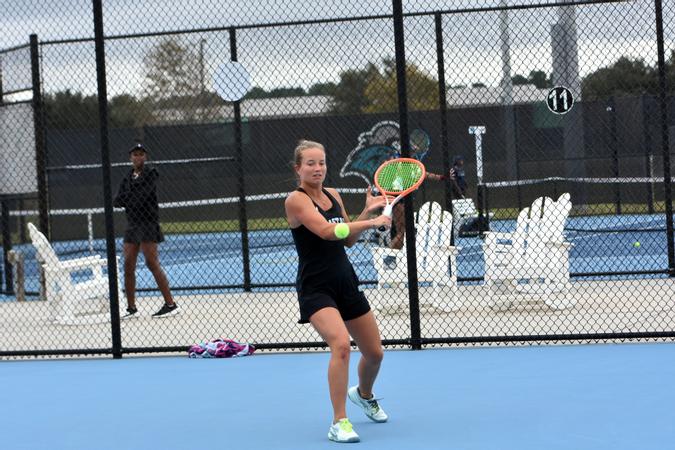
375,160,424,193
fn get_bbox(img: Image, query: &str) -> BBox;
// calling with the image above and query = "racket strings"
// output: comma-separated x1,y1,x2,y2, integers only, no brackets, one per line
375,161,424,193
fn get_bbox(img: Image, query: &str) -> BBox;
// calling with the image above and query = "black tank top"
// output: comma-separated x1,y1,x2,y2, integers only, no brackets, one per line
290,188,353,292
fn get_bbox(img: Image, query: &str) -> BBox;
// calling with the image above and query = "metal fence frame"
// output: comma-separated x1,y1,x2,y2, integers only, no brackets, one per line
0,0,673,358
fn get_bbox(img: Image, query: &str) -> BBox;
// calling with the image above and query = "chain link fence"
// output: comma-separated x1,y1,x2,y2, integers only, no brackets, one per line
1,0,674,357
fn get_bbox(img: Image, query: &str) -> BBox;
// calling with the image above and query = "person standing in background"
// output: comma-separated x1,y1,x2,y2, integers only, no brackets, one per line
114,143,179,319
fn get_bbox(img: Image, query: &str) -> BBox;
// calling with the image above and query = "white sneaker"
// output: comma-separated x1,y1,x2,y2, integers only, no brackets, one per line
327,418,360,443
348,386,388,423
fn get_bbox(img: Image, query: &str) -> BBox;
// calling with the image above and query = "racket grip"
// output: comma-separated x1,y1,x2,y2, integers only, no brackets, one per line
377,204,394,232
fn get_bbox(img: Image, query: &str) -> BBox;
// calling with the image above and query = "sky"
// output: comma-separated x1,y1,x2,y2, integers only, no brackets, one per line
1,0,675,99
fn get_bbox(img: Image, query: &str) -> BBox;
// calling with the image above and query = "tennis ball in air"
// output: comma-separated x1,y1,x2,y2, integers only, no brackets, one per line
633,241,641,248
334,223,350,239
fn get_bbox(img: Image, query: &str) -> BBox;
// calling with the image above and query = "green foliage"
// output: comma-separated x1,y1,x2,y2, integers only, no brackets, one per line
308,82,337,96
365,60,439,113
142,37,202,102
528,70,552,89
44,90,99,129
108,94,154,128
511,74,529,85
511,70,551,89
44,90,152,129
579,52,675,99
329,63,380,114
245,86,307,99
581,56,655,100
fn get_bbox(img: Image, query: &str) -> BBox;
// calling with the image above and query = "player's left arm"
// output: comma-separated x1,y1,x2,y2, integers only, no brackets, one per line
329,187,387,248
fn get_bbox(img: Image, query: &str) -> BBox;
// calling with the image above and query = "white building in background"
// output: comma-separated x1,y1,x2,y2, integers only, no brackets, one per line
152,84,548,124
153,95,333,124
446,84,550,108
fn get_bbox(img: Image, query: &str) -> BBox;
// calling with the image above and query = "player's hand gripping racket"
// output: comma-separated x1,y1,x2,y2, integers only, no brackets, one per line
373,158,426,231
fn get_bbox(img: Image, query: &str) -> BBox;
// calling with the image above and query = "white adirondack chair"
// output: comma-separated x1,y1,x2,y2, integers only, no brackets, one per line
370,201,460,311
27,223,121,325
452,198,479,237
482,193,574,310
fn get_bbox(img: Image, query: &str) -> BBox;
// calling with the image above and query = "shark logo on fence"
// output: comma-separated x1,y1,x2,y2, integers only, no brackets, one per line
339,121,431,185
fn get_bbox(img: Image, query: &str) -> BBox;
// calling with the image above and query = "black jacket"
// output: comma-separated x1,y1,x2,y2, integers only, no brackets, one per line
113,166,160,225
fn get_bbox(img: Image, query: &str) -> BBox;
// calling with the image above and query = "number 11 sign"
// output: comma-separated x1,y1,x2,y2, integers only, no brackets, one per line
546,86,574,115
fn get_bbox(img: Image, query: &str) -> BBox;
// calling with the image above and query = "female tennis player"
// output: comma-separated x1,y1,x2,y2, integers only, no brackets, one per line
285,140,391,443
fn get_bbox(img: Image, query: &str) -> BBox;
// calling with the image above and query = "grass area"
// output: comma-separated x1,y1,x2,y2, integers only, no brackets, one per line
162,217,290,234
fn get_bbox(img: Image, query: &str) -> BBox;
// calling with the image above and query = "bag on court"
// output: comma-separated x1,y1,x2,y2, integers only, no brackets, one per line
188,338,255,358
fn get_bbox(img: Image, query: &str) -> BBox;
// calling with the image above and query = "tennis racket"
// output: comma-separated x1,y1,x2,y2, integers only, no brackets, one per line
373,158,426,231
409,129,431,160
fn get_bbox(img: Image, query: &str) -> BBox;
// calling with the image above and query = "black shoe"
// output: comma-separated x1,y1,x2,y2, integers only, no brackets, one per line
122,307,138,320
152,303,179,318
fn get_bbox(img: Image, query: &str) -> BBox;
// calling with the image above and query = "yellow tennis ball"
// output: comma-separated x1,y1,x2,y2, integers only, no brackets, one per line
334,223,350,239
633,241,641,248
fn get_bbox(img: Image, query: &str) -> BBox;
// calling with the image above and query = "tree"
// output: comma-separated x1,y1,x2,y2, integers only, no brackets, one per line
581,56,655,100
329,63,380,114
142,37,203,121
528,70,551,89
108,94,154,128
363,59,439,113
511,70,551,88
245,87,270,99
44,90,99,129
308,82,337,96
511,74,529,85
266,87,306,98
44,90,155,129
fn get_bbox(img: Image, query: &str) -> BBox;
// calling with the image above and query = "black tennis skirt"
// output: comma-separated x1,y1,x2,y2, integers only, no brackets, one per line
123,223,164,244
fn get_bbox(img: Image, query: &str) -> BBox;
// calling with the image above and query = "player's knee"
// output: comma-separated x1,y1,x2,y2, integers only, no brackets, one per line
366,346,384,365
145,260,160,272
332,339,351,361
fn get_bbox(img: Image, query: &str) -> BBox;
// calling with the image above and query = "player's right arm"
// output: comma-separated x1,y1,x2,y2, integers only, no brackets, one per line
285,191,389,241
113,177,129,208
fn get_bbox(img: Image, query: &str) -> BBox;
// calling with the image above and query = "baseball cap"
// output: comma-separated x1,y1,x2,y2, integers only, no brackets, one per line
129,143,148,154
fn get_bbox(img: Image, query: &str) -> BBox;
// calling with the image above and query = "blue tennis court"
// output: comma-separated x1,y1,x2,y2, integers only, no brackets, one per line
1,212,673,301
1,343,673,449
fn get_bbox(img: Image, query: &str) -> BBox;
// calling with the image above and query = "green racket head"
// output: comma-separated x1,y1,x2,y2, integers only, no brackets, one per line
374,158,426,194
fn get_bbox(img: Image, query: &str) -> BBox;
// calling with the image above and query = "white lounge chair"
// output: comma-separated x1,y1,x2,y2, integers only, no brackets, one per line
482,194,574,310
27,222,121,325
370,201,460,311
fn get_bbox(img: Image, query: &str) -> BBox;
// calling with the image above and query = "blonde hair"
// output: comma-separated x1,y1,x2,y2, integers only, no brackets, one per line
293,139,325,167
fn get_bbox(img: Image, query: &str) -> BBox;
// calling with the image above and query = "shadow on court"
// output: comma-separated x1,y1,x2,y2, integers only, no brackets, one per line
1,343,674,450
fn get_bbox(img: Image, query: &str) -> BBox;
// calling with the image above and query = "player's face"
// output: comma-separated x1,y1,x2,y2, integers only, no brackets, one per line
296,147,326,185
130,150,146,169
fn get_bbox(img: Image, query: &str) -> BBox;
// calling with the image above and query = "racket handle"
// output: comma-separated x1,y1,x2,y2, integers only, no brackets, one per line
383,203,394,217
378,203,394,232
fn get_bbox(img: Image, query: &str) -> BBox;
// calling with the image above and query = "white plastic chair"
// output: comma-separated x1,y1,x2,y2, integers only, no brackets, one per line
482,194,574,310
27,222,121,325
370,201,460,311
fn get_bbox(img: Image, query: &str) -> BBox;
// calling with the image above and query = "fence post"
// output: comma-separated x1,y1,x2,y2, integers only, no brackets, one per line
92,0,122,357
229,27,251,292
434,13,453,232
654,0,675,277
7,250,25,302
392,0,421,350
607,96,621,214
1,200,13,294
642,95,656,214
29,35,50,238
